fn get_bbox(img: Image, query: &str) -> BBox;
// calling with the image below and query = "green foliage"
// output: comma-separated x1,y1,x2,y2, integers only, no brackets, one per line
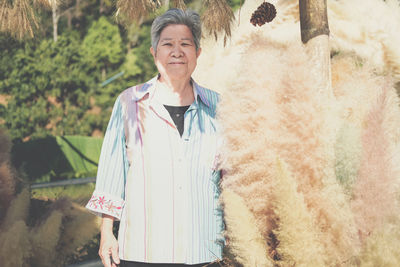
132,24,158,81
2,1,239,141
12,135,103,183
227,0,243,10
0,34,22,94
81,16,124,75
1,31,100,141
95,23,157,113
32,183,95,204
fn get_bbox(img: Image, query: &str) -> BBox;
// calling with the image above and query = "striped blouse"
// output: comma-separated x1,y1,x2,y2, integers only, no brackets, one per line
86,76,224,264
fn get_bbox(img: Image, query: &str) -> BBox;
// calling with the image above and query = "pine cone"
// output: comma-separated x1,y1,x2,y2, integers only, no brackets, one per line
250,2,277,27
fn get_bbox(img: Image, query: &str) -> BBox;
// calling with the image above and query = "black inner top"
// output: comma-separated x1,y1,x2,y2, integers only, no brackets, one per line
164,105,190,137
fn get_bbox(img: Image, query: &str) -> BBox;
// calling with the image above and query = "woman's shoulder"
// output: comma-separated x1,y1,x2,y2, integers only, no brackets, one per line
119,86,136,102
194,82,220,111
118,83,148,104
119,77,158,104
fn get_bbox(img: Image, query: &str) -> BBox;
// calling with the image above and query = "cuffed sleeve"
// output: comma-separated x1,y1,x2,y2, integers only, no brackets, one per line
86,96,128,220
86,190,124,219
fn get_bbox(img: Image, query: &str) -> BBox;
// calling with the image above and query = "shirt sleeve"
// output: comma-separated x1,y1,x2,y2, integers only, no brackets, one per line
86,96,127,220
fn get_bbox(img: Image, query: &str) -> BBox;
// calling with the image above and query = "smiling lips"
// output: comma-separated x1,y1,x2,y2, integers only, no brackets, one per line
169,62,185,64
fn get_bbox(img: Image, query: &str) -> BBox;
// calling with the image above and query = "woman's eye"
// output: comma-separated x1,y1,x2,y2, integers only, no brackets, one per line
163,43,172,46
181,43,190,46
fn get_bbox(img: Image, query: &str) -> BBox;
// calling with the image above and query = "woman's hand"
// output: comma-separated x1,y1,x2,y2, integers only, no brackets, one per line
99,215,120,267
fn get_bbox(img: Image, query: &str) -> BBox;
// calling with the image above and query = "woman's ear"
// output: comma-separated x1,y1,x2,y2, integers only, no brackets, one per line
196,47,202,58
150,47,156,58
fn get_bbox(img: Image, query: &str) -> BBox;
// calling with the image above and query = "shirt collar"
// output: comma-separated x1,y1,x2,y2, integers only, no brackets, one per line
132,75,211,107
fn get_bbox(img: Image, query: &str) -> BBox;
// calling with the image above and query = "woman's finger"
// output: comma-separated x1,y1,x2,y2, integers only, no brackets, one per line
99,248,112,267
111,245,120,265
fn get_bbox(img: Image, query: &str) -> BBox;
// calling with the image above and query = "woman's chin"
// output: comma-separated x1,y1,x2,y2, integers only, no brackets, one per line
163,70,191,81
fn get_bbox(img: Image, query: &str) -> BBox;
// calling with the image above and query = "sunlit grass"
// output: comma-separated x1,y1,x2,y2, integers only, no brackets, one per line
31,183,95,205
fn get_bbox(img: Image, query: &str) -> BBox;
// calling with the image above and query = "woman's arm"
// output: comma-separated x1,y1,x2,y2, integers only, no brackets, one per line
99,215,120,267
86,96,127,219
85,96,128,266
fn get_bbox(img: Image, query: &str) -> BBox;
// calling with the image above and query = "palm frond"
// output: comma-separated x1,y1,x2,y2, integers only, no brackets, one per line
33,0,51,8
116,0,160,25
202,0,234,45
0,0,39,39
171,0,185,10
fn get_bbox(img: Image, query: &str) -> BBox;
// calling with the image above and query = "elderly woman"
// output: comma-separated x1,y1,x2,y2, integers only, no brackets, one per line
86,9,224,267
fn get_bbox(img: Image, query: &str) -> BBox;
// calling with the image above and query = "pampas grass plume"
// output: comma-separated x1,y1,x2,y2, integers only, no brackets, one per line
272,158,326,266
351,84,400,240
0,163,15,206
0,129,11,164
0,130,16,219
221,189,273,267
334,123,362,193
57,201,101,260
0,220,31,267
30,210,63,267
357,219,400,267
216,36,360,264
1,188,30,229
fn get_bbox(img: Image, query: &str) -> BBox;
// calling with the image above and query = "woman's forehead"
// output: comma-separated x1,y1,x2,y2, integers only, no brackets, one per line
160,24,194,40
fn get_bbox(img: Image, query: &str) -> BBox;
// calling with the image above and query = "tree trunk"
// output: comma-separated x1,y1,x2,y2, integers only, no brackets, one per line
299,0,329,44
51,0,59,42
66,9,72,29
164,0,170,9
75,0,82,17
299,0,331,95
100,0,105,14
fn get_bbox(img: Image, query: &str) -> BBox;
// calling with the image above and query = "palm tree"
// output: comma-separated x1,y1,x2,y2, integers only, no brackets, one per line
299,0,332,96
115,0,331,93
0,0,85,41
0,0,332,92
0,0,43,39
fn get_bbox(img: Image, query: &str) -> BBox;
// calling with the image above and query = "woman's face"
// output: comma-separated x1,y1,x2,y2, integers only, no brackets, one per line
150,24,201,82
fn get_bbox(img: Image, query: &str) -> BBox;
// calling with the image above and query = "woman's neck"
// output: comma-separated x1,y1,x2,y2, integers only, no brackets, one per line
156,76,194,106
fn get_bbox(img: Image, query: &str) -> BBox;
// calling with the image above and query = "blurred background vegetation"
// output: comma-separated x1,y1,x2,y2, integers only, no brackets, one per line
0,0,241,143
0,0,241,180
0,1,241,266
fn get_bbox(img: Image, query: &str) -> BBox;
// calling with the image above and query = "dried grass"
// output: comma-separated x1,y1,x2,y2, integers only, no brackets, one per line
1,188,30,229
171,0,186,10
351,81,400,240
0,129,11,164
0,125,99,266
116,0,160,25
0,130,15,219
55,199,101,260
33,0,51,8
221,189,273,267
272,159,326,266
0,163,15,219
334,123,362,193
217,34,360,265
202,0,234,45
193,0,400,264
30,210,63,267
0,0,39,39
329,0,400,81
0,220,31,267
357,218,400,266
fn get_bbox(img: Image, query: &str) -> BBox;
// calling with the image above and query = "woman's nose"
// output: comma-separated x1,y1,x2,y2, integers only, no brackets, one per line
171,45,183,57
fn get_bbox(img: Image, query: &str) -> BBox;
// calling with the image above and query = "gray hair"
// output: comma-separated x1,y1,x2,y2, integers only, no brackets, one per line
151,8,202,51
